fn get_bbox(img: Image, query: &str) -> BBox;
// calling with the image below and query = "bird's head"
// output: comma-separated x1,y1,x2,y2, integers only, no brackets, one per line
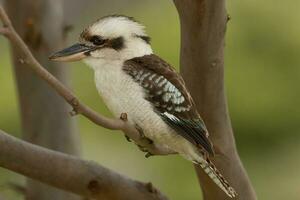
49,15,152,64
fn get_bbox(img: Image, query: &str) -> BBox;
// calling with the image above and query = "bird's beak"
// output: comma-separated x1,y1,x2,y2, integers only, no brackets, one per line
49,43,94,62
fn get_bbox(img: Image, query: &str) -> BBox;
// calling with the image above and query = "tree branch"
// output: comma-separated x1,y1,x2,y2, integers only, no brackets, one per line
0,129,168,200
0,27,8,35
173,0,257,199
5,1,81,199
0,5,172,156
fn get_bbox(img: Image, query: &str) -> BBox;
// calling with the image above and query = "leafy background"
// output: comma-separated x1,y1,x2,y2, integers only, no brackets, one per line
0,0,299,199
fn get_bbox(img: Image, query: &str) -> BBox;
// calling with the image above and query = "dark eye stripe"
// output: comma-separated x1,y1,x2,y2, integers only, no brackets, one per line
110,37,124,50
135,35,151,44
90,35,105,45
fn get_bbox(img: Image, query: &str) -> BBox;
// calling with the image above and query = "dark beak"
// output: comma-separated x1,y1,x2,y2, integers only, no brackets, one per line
49,43,94,62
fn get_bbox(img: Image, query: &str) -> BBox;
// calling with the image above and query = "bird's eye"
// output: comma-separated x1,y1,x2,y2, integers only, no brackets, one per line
90,36,105,46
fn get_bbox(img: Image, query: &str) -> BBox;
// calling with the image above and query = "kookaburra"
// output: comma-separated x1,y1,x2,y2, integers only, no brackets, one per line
50,15,237,198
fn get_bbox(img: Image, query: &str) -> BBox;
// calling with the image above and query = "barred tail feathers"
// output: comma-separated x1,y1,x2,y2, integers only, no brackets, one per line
197,158,237,198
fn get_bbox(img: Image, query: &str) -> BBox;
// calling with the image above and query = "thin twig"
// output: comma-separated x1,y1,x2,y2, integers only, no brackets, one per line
0,27,8,35
0,5,171,156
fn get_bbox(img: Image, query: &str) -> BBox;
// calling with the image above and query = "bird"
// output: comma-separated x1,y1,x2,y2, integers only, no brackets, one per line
49,15,237,198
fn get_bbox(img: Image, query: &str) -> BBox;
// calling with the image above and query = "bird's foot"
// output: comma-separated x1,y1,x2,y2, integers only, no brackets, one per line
145,152,153,158
145,138,153,145
137,145,153,158
137,145,148,152
135,125,154,157
124,134,132,142
135,124,153,144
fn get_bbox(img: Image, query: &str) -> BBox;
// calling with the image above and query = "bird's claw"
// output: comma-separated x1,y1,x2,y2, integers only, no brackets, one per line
135,124,144,137
146,138,153,144
137,145,153,158
124,134,132,142
135,124,154,157
138,145,148,152
135,124,153,144
145,152,153,158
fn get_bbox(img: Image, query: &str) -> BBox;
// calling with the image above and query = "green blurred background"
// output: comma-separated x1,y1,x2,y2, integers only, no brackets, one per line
1,0,300,199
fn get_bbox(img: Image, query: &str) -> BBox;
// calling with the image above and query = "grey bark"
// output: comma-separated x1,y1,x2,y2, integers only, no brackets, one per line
173,0,257,199
0,129,169,200
5,0,80,199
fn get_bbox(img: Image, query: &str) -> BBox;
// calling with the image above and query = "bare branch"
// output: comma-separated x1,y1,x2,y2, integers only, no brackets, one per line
0,129,169,200
0,6,10,27
0,5,171,156
0,27,8,35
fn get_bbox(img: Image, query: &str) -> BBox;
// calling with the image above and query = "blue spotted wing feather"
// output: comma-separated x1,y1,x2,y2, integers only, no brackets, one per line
123,54,214,155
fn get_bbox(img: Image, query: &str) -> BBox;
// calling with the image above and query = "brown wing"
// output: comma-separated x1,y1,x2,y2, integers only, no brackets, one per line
123,54,214,155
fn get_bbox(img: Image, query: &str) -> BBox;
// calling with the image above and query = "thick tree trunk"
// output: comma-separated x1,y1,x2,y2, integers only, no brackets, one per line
5,0,80,199
173,1,257,199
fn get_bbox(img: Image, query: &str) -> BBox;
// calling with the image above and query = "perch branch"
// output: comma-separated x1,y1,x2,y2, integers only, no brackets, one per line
0,5,171,156
0,129,169,200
